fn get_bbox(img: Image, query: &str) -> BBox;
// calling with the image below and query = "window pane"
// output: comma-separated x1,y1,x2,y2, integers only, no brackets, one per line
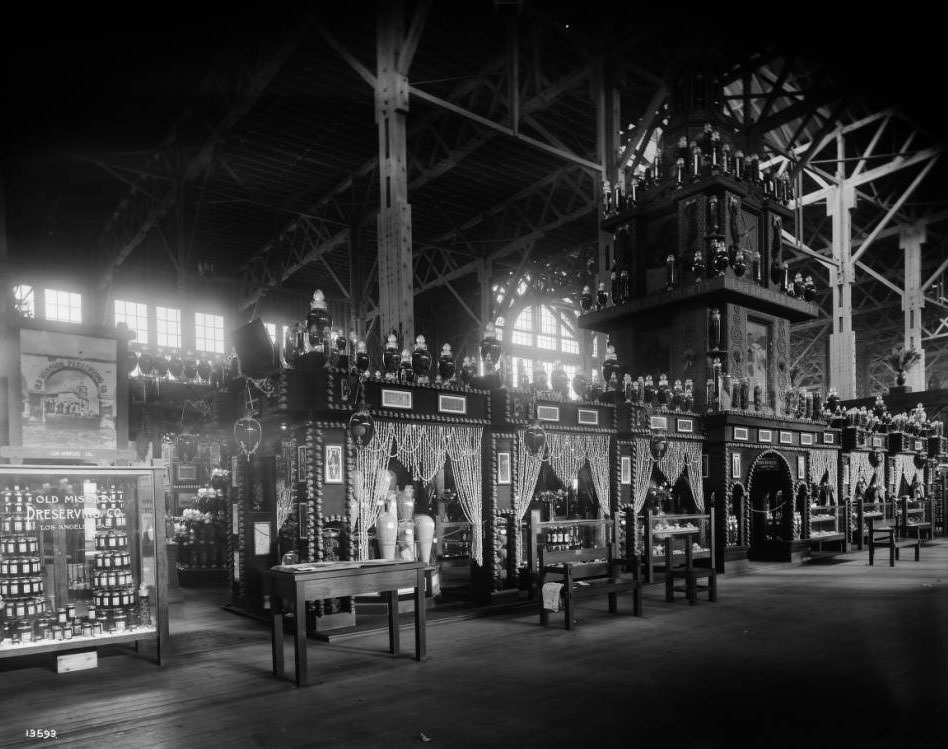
155,307,181,349
537,334,556,350
512,330,532,346
560,337,579,355
44,289,82,324
539,306,557,335
13,284,34,318
114,300,149,345
195,312,225,353
514,306,533,331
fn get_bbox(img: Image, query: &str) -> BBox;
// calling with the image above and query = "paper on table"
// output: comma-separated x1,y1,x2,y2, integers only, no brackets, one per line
254,522,271,556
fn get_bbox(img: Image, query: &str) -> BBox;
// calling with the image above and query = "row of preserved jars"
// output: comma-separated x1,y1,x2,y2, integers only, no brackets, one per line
92,569,134,588
1,536,39,555
94,550,132,569
1,516,37,534
94,531,129,550
0,557,42,576
0,576,44,597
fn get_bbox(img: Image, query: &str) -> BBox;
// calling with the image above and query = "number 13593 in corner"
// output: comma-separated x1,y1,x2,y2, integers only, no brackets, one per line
25,729,58,740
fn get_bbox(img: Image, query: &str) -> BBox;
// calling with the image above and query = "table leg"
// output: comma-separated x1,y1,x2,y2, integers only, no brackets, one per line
414,568,426,661
388,589,400,656
294,585,307,687
271,605,284,678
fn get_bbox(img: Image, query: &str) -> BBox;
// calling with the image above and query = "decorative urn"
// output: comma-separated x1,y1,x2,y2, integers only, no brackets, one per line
399,348,413,383
792,272,805,298
691,249,705,280
601,344,620,385
383,332,401,379
712,239,730,275
438,343,455,382
459,356,474,387
657,374,670,408
580,285,593,312
596,281,608,309
683,379,695,411
411,334,432,381
355,340,370,376
305,289,332,350
643,375,655,406
571,371,589,399
480,322,502,372
803,275,816,301
672,379,684,410
550,362,570,399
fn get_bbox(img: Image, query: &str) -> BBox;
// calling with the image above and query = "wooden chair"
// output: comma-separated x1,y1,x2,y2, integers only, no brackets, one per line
867,517,920,567
663,534,716,605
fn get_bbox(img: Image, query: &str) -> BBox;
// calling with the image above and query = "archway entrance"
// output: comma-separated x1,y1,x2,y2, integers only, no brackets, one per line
747,452,794,548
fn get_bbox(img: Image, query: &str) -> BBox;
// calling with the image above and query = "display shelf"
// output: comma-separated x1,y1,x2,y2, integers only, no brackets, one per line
0,466,167,663
808,503,844,542
643,512,713,584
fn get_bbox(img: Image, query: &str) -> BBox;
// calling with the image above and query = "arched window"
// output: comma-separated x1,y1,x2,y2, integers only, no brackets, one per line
496,299,588,398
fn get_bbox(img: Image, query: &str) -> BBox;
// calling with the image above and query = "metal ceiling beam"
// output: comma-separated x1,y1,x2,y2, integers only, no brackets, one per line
96,28,305,291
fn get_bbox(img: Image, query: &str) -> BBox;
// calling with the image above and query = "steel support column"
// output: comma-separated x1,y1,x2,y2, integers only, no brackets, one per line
376,2,415,343
901,223,927,390
826,135,857,398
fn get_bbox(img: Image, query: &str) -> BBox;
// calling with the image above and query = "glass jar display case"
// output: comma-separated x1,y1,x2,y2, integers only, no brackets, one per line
643,511,713,584
0,466,167,663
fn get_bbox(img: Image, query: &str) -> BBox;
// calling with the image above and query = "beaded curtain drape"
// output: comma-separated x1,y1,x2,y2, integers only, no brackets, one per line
352,421,399,560
387,422,484,566
445,428,484,566
848,451,884,490
657,441,705,512
808,449,839,494
583,434,613,518
632,437,654,513
895,454,922,492
514,431,544,521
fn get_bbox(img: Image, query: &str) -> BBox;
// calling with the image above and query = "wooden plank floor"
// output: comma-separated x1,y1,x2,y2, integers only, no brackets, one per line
2,541,947,749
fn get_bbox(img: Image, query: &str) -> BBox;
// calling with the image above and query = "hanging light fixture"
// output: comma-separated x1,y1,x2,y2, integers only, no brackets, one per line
234,380,262,459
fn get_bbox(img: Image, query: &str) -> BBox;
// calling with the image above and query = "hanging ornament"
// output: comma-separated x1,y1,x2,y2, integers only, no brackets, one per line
347,408,376,449
524,421,547,457
649,434,669,460
176,433,198,462
233,416,262,459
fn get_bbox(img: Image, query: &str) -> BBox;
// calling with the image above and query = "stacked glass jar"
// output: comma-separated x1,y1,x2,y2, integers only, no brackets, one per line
91,485,138,633
0,486,50,645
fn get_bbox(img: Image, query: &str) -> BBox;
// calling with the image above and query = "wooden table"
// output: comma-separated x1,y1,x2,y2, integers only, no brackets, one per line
267,560,427,686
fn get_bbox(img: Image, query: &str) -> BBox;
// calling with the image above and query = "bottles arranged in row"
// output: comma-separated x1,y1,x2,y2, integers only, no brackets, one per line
602,123,796,220
543,524,585,552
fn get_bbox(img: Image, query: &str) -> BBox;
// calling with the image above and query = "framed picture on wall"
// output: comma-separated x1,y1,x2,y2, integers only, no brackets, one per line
702,455,710,478
620,456,632,485
797,455,806,480
731,453,742,481
324,444,343,484
497,452,511,484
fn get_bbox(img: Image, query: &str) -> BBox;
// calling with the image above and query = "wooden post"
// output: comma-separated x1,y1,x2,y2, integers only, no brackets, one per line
900,223,927,390
376,1,414,344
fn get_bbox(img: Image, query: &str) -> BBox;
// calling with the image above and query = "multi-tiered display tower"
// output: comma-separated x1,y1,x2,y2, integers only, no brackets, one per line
0,486,48,644
578,65,841,568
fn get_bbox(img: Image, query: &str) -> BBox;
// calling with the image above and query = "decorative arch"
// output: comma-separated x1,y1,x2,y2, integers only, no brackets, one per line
745,449,795,500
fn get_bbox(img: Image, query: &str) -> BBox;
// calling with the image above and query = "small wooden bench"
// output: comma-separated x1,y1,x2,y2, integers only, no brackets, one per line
538,545,642,629
867,518,921,567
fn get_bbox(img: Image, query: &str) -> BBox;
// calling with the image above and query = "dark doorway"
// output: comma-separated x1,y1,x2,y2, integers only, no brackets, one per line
748,454,793,544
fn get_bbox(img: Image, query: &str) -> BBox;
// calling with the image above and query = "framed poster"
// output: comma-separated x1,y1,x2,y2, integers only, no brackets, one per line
731,453,742,481
497,452,511,484
779,431,793,445
324,444,343,483
5,321,126,461
577,409,599,426
676,418,694,433
800,433,814,446
758,429,772,443
381,388,413,410
620,456,632,485
734,427,749,441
